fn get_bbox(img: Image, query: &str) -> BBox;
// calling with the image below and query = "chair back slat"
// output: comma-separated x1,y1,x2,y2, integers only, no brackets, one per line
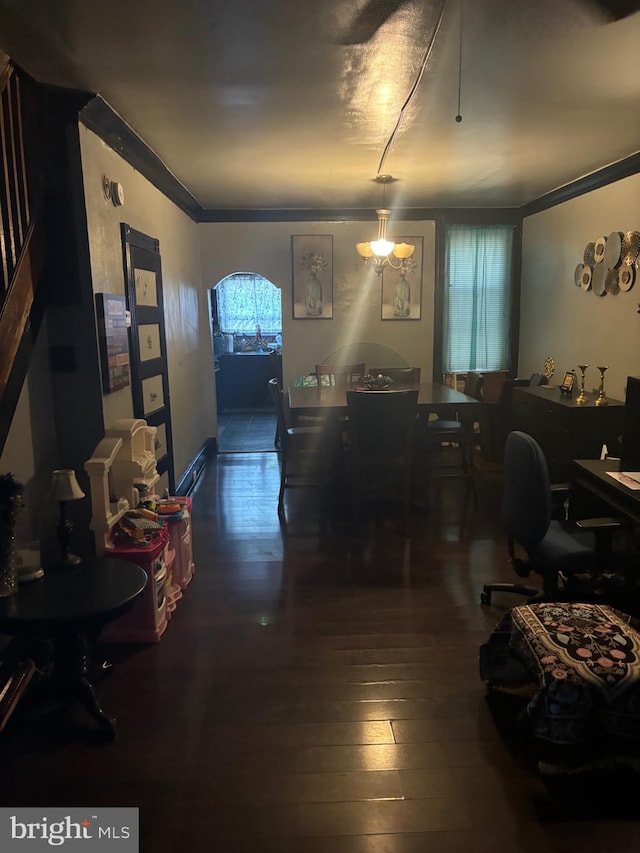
315,362,365,388
369,366,420,386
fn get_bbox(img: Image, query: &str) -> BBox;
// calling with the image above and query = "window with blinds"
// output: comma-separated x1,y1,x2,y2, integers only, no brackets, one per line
442,224,513,373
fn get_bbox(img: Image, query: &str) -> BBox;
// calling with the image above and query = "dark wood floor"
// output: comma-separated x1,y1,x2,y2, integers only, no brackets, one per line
1,452,639,852
217,411,278,452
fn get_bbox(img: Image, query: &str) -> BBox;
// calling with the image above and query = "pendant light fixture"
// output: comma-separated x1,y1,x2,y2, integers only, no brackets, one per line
356,175,415,276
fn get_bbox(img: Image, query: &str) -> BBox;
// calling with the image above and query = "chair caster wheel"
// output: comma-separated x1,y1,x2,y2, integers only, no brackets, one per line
480,592,491,605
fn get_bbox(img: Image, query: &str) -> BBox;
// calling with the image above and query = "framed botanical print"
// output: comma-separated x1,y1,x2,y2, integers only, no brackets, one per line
292,234,333,319
381,236,423,320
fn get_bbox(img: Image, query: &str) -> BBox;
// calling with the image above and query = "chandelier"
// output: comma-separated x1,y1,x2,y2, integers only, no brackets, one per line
356,175,415,276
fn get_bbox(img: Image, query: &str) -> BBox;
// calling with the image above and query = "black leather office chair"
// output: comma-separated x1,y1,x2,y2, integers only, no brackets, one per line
481,430,620,605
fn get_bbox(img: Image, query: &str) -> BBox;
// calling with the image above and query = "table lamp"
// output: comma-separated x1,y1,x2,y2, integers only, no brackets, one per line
50,468,85,570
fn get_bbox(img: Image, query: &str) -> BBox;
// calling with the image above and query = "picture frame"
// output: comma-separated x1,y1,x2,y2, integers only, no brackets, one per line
381,236,423,320
560,370,576,395
95,293,130,393
292,234,333,319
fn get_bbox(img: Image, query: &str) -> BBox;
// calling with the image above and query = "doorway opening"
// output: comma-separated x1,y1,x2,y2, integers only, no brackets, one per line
210,273,282,452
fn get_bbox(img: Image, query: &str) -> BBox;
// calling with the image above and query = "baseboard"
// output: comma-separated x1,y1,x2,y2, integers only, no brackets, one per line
174,438,217,496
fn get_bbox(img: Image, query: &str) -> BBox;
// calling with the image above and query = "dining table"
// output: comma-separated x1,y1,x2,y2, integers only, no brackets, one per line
287,381,481,418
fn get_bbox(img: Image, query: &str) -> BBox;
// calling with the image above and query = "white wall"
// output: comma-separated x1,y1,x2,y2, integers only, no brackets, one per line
198,220,436,385
79,126,216,480
520,173,640,401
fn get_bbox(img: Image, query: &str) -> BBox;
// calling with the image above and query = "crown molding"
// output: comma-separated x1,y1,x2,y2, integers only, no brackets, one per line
79,95,202,222
521,153,640,217
77,96,640,223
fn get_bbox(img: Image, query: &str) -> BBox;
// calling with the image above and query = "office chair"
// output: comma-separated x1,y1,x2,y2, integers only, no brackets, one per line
481,430,620,605
345,389,419,536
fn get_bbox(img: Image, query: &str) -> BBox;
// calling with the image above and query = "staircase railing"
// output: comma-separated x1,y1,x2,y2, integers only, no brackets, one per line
0,52,45,453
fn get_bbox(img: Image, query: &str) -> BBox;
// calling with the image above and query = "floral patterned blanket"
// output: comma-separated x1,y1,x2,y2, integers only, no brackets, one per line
490,602,640,762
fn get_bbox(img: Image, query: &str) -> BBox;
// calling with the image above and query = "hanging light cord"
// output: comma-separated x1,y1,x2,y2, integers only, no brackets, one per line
455,0,463,122
376,0,449,177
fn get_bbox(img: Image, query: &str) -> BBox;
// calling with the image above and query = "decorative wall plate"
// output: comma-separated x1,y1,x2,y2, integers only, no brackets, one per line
592,262,606,296
594,236,607,263
605,268,620,295
583,242,596,266
580,265,593,290
604,231,624,269
621,231,640,266
574,262,584,286
619,263,636,292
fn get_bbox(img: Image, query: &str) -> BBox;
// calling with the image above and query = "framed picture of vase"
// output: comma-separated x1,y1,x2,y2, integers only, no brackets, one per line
292,234,333,319
381,236,423,320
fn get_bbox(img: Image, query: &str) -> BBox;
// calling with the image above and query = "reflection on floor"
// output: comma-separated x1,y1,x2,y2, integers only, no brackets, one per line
1,453,638,851
217,411,277,452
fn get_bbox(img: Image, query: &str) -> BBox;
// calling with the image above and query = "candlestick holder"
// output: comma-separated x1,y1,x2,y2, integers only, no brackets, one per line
595,365,608,406
576,364,589,404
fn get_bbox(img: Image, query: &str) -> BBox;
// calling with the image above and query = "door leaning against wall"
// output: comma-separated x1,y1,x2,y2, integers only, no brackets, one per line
121,223,175,494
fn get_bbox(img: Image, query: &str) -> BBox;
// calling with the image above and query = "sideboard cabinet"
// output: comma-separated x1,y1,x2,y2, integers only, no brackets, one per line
511,386,625,482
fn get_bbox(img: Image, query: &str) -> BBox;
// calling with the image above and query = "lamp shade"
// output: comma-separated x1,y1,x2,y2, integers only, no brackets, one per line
51,469,85,502
392,242,415,260
356,242,374,259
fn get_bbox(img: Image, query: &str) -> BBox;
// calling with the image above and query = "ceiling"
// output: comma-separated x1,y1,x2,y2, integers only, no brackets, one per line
1,0,639,213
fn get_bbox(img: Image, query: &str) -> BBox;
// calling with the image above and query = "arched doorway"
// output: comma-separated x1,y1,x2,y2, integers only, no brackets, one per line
210,273,282,452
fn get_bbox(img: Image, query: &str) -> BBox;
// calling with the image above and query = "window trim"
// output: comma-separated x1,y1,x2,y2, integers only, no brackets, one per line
433,212,522,382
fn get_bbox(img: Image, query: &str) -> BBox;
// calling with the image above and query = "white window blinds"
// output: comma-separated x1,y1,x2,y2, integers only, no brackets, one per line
442,224,513,373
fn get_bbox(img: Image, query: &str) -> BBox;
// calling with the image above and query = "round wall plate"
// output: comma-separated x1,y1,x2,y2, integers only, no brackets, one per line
580,265,592,291
621,231,640,266
591,262,606,296
574,262,584,286
583,242,596,266
605,268,620,295
619,263,636,292
594,236,607,263
604,231,624,269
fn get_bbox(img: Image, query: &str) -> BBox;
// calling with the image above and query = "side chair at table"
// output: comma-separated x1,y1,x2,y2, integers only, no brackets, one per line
268,378,336,517
345,388,419,536
421,371,483,491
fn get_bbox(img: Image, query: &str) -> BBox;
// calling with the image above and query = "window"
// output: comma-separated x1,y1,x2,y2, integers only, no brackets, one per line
442,224,513,373
215,274,281,334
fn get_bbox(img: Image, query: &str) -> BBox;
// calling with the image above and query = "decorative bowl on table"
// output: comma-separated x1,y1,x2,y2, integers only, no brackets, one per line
363,374,394,390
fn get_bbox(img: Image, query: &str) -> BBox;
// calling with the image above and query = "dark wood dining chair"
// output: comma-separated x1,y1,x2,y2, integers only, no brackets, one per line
268,378,329,516
315,362,366,388
421,372,482,489
345,388,419,536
